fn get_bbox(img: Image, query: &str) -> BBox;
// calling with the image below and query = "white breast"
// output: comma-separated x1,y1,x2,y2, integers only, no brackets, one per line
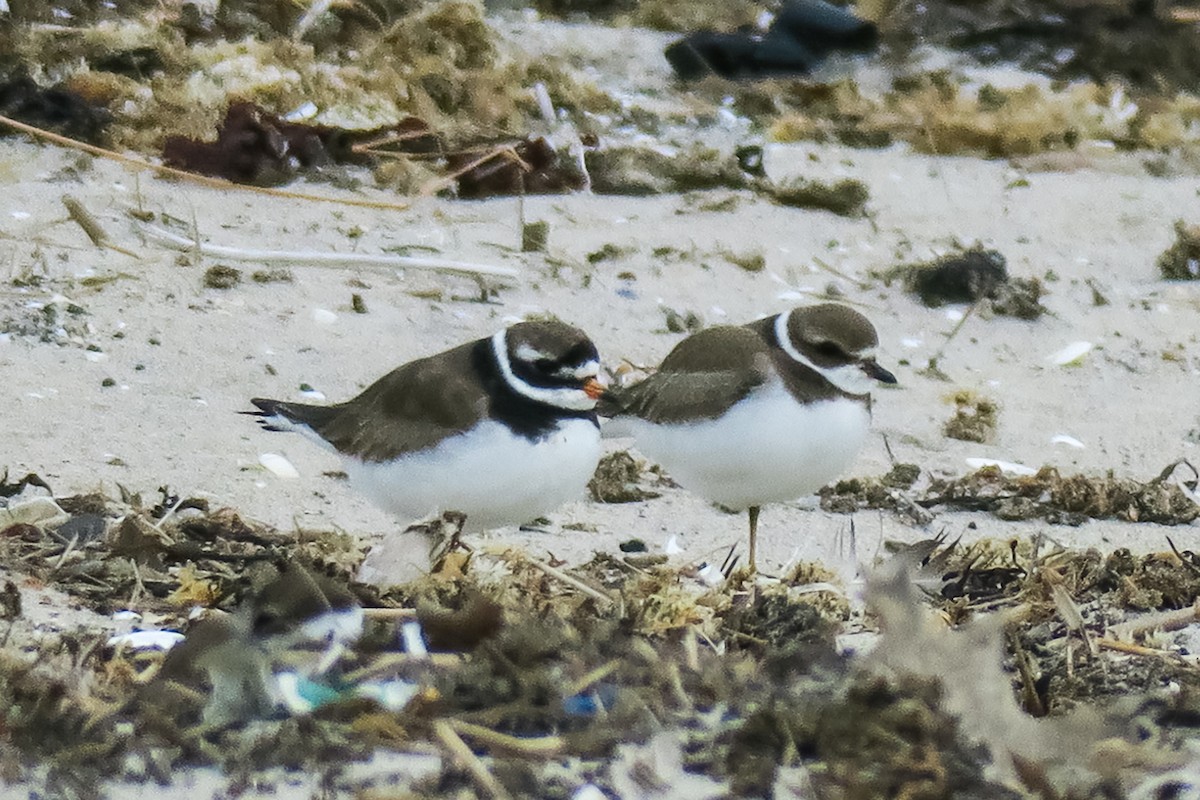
625,380,871,510
343,418,601,530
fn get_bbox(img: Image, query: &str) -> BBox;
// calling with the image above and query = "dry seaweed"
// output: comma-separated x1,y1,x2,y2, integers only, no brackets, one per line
5,477,1200,796
588,451,663,504
0,73,111,145
162,102,437,187
882,247,1048,319
943,389,999,444
588,145,752,196
921,463,1200,526
1157,220,1200,281
448,137,587,198
766,176,869,217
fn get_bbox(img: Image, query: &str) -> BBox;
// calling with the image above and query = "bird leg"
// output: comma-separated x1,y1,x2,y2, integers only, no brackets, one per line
747,505,761,572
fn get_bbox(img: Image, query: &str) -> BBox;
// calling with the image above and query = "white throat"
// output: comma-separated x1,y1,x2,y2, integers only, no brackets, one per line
773,311,875,396
491,330,596,411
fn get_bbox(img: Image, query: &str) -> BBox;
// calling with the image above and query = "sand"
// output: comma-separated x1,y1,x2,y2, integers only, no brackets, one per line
2,10,1200,796
4,127,1199,576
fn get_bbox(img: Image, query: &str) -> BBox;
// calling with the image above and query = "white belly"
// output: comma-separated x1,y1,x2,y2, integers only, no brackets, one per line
344,418,601,530
626,381,871,510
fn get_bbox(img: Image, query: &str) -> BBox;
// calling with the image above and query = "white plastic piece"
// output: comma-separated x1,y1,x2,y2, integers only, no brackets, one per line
965,457,1037,477
1051,434,1085,449
106,630,185,651
1049,341,1093,366
401,620,429,658
258,452,300,479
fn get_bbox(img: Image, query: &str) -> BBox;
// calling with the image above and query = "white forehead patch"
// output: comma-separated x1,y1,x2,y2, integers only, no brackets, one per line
824,363,880,396
492,330,595,411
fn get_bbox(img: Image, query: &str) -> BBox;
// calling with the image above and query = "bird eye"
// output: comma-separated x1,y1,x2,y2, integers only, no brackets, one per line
815,341,842,357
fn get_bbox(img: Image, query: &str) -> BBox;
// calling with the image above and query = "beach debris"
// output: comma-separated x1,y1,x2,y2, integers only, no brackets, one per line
258,452,300,479
942,389,999,443
107,629,185,652
2,477,1200,795
662,306,704,333
61,195,139,258
0,495,69,529
1051,434,1085,449
202,265,241,289
921,462,1200,524
522,220,550,253
588,144,752,196
766,176,869,217
885,247,1047,319
162,102,438,186
588,451,663,504
665,0,877,81
447,136,586,198
1157,220,1200,280
963,457,1037,477
1048,340,1093,367
141,224,519,284
0,72,110,144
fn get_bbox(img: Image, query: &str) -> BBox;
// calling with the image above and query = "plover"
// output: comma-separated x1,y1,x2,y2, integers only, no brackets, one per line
603,303,895,569
247,320,605,530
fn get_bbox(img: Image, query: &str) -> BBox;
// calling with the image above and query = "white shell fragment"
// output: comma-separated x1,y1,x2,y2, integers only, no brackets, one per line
965,457,1038,477
1051,434,1086,449
664,535,683,555
258,452,300,479
106,630,185,651
1048,341,1093,366
311,308,338,326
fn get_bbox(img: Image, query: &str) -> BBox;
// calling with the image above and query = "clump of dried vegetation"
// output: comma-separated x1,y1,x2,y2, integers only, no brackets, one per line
1158,220,1200,280
2,462,1200,796
824,460,1200,526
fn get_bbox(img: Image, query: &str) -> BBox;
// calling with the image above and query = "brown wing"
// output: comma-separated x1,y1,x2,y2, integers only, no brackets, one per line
607,327,772,424
302,341,488,462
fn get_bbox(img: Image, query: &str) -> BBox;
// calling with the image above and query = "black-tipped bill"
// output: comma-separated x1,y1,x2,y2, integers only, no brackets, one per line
860,359,897,384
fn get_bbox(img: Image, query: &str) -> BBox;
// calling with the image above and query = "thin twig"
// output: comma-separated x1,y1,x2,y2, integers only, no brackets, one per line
433,720,514,800
139,224,519,281
419,144,527,198
564,659,620,697
61,195,140,258
522,557,615,607
446,719,564,757
0,113,412,212
48,534,80,575
1095,637,1176,658
1106,599,1200,642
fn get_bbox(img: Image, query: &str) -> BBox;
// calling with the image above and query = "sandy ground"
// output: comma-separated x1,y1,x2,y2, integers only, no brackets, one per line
4,131,1199,578
2,13,1200,797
